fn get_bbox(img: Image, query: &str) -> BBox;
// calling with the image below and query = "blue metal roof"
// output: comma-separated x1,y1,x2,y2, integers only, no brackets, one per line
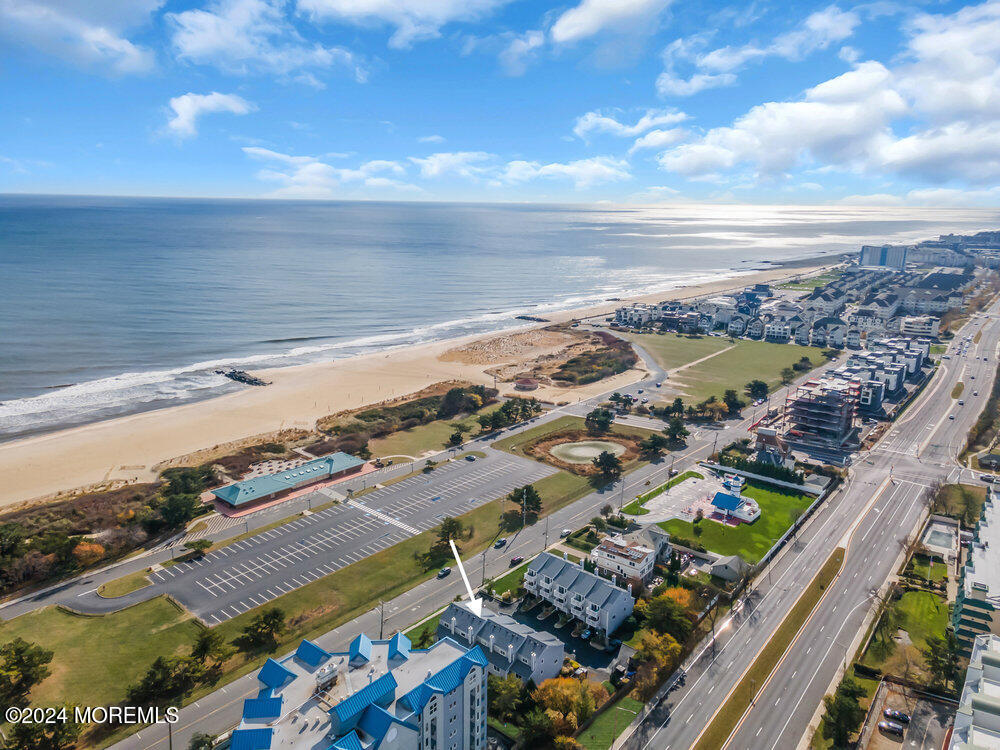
330,672,397,724
711,492,744,512
212,452,365,506
230,728,273,750
295,639,331,668
258,658,296,689
401,647,488,713
330,730,364,750
243,696,282,721
358,704,417,745
387,632,410,660
349,633,372,663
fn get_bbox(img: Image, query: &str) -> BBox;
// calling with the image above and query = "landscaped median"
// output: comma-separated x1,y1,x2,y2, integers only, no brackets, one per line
691,547,845,750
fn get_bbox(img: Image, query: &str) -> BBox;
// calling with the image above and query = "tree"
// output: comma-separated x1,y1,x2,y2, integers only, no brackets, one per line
508,485,541,522
487,673,522,722
0,523,25,559
72,540,105,567
126,655,207,707
533,678,608,728
645,595,693,642
520,709,556,748
584,408,614,435
240,608,286,652
189,734,216,750
601,504,614,518
664,416,689,442
159,492,201,528
671,397,685,416
702,398,728,422
639,433,669,458
922,632,960,690
184,539,213,557
792,356,813,372
780,367,795,385
634,631,681,671
8,708,81,750
436,517,464,549
592,451,623,481
591,516,607,532
448,431,463,447
822,677,866,748
745,379,768,401
0,637,53,709
722,389,745,415
192,628,233,667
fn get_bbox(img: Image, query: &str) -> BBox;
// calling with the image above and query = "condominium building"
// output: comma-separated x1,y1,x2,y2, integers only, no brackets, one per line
437,602,564,683
229,634,488,750
524,553,635,639
954,494,1000,656
860,244,909,269
590,534,657,582
949,634,1000,749
899,315,940,337
782,378,859,451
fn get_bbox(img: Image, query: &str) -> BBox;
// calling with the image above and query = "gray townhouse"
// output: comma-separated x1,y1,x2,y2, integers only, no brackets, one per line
524,553,635,640
437,602,565,684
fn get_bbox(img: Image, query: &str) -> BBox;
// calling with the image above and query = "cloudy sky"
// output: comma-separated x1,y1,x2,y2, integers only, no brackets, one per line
3,0,1000,205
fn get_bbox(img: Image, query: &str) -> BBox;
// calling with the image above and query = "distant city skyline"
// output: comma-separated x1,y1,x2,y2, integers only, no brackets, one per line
3,0,1000,205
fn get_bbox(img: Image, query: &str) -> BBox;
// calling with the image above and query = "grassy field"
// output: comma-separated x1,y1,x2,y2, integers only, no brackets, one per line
0,598,201,706
934,483,987,525
676,341,829,403
779,270,843,291
368,403,502,458
489,560,531,596
658,481,814,563
624,332,733,371
693,548,844,750
578,695,644,750
907,554,947,582
97,569,152,598
861,590,949,679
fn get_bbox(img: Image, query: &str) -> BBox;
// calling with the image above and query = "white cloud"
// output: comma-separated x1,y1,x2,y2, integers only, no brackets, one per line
168,0,365,83
0,0,160,73
296,0,511,48
658,6,858,97
658,62,905,177
550,0,671,45
836,193,906,206
418,134,445,143
408,151,494,179
498,29,544,76
573,107,686,140
628,127,686,153
244,146,416,196
499,156,630,189
166,92,257,138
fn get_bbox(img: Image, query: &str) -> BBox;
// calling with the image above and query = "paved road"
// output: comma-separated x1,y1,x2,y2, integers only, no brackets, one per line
616,307,999,750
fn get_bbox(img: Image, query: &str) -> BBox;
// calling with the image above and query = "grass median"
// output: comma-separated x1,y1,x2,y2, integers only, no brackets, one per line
692,547,845,750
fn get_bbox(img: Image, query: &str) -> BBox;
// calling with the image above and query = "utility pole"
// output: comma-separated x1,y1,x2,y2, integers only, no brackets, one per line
167,721,173,750
712,433,718,458
481,550,487,587
379,599,385,639
544,516,549,550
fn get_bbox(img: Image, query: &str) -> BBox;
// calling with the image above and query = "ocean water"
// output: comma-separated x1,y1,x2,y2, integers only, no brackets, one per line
1,195,997,440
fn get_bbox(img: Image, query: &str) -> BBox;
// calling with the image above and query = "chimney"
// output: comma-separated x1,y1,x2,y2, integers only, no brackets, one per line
450,617,456,633
627,583,633,595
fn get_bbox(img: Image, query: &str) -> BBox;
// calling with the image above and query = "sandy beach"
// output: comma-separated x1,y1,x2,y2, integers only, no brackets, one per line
0,263,830,508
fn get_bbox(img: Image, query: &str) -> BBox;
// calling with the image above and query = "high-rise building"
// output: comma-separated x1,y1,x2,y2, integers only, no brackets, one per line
230,633,488,750
782,378,860,451
859,244,909,269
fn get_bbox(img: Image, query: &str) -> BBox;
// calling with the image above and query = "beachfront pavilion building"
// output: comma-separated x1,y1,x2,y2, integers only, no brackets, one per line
230,633,488,750
211,451,366,509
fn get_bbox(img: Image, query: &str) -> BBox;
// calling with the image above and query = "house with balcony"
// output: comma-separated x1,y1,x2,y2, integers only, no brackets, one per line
590,534,657,582
524,553,635,640
437,602,564,684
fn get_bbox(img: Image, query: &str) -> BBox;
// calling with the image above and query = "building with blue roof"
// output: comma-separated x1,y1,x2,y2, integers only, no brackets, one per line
211,452,366,508
232,632,487,750
710,490,760,523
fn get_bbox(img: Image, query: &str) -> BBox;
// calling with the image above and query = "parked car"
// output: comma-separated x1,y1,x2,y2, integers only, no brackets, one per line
878,720,905,735
509,555,524,565
975,391,980,396
655,382,662,388
580,629,592,640
883,709,910,723
669,468,679,476
465,455,477,461
437,567,451,578
959,400,965,405
494,538,507,548
560,528,572,537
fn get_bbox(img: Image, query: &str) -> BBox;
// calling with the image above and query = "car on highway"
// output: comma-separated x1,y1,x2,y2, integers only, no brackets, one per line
982,474,996,483
975,391,980,396
509,555,524,565
494,538,507,548
960,399,965,405
883,708,910,723
943,354,951,359
878,720,905,736
973,375,977,379
437,567,451,578
950,414,956,419
655,382,662,387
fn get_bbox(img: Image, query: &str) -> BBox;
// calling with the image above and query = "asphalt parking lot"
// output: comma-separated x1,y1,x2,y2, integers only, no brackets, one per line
144,450,554,623
862,682,954,750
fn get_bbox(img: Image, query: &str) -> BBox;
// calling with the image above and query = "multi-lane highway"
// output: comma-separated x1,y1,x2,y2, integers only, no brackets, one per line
617,307,998,750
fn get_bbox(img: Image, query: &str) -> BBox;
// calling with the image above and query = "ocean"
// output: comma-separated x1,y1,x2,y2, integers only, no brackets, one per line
1,195,997,440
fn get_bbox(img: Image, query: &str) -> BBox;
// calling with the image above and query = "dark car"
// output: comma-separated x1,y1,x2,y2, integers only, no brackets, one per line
878,720,904,735
494,538,507,549
437,567,451,578
509,556,524,566
883,708,910,723
465,455,477,461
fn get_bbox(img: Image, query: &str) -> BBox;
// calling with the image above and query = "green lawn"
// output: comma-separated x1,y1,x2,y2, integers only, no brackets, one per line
489,561,531,596
953,382,965,399
675,341,829,403
97,569,152,598
623,471,702,515
368,403,502,458
403,612,442,648
578,696,644,750
624,332,733,371
861,590,949,679
907,554,947,583
658,480,814,563
779,270,843,291
0,598,201,707
935,483,987,525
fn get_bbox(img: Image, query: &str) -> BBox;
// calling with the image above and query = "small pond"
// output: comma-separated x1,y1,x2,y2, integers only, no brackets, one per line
549,440,626,464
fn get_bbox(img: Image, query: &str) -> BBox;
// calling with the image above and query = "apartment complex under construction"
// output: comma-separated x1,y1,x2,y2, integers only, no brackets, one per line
782,378,860,454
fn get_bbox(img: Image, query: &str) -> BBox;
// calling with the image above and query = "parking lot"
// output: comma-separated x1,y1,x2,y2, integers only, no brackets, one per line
147,450,554,623
860,682,954,750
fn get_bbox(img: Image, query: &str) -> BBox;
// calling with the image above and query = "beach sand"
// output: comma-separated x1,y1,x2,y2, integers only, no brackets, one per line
0,263,830,508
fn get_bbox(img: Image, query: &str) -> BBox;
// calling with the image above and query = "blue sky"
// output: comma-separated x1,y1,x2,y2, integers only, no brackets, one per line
3,0,1000,205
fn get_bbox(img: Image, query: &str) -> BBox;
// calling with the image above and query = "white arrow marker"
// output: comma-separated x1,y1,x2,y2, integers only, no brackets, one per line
449,539,482,616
